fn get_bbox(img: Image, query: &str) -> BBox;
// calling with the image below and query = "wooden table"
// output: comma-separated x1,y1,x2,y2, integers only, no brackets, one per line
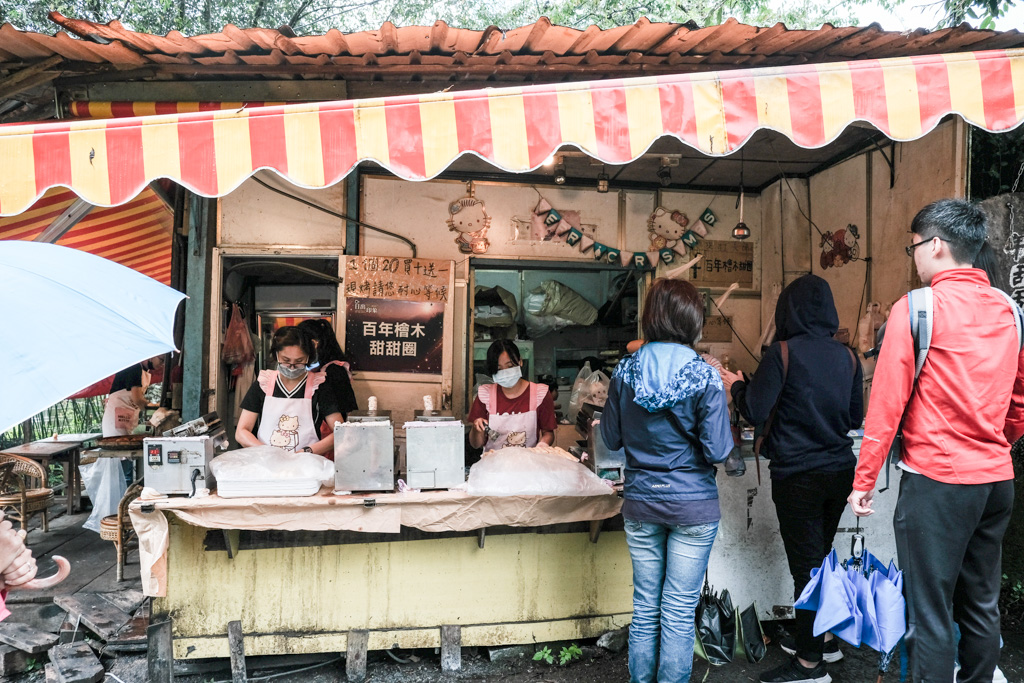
1,434,99,516
80,448,143,484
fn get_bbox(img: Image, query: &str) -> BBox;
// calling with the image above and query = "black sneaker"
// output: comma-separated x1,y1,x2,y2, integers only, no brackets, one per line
779,636,844,663
759,657,831,683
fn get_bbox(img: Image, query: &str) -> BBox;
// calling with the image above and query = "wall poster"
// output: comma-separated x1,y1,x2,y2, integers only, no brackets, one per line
342,256,453,375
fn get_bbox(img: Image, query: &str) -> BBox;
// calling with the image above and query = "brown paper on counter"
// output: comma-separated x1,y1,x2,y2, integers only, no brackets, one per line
130,488,622,597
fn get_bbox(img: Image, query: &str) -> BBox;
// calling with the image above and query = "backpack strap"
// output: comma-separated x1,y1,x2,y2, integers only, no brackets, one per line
907,287,933,379
752,341,789,485
991,287,1024,352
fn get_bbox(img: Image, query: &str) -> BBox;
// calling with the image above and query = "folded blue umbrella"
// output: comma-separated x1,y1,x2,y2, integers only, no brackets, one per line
794,550,863,646
795,546,905,655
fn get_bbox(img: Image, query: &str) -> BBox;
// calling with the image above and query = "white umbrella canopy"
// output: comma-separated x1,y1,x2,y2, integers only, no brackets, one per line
0,241,186,433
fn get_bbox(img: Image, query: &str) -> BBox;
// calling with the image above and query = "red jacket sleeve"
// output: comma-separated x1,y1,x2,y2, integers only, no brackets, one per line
1005,341,1024,443
853,296,916,492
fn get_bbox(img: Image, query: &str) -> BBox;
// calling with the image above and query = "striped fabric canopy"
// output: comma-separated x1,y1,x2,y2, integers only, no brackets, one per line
1,47,1022,216
0,186,173,283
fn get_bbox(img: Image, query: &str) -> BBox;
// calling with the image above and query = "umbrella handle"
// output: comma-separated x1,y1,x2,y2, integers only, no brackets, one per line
851,533,865,561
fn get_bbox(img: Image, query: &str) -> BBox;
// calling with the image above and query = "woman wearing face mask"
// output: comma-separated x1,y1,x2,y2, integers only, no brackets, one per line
235,326,343,455
468,340,556,451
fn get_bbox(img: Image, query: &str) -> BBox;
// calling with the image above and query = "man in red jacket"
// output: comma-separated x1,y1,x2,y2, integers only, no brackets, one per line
849,199,1024,683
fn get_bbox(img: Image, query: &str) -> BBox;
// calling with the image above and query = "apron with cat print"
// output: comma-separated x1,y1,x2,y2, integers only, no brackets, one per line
478,383,548,451
101,367,151,437
255,370,326,452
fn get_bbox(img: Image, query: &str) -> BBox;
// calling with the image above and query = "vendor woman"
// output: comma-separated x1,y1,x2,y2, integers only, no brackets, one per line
468,340,556,450
235,326,342,455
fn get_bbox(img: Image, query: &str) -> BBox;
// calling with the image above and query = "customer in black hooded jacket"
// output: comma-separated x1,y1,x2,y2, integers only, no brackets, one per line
721,274,863,683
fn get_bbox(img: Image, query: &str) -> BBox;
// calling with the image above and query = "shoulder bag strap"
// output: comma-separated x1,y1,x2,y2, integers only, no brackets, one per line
752,341,789,484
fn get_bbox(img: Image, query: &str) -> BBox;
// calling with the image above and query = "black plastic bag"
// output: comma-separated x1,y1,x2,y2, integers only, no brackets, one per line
735,602,767,663
694,579,735,666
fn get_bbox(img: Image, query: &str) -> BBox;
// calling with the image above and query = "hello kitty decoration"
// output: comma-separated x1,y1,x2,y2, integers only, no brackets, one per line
447,184,491,254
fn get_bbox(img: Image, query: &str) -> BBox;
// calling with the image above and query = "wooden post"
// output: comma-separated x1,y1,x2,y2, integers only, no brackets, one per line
345,629,369,682
227,620,247,682
147,618,173,683
440,625,461,672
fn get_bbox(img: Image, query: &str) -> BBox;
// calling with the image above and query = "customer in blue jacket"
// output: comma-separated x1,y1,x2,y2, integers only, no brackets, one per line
723,274,863,683
601,277,732,683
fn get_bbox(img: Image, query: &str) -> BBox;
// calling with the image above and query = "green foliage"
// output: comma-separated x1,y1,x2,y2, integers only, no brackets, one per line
1002,573,1024,608
558,643,583,665
534,643,583,666
0,0,1016,35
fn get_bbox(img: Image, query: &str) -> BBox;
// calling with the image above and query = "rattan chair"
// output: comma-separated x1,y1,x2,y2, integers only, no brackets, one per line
99,482,142,582
0,454,54,533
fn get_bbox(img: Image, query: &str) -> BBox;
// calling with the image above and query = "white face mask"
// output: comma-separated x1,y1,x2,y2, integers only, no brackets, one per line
493,366,522,388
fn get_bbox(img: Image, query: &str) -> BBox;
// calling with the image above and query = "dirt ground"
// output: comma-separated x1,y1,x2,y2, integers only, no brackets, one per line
34,624,1020,683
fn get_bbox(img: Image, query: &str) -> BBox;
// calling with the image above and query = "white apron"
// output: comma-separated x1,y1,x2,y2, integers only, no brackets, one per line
101,367,150,437
478,382,548,451
255,370,326,452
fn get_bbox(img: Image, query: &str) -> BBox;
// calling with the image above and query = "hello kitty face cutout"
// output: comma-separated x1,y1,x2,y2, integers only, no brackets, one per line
647,207,689,251
447,195,492,254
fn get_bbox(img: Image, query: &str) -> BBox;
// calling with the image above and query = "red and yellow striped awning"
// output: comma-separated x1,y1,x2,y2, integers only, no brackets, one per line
2,47,1023,216
0,186,173,283
67,101,291,119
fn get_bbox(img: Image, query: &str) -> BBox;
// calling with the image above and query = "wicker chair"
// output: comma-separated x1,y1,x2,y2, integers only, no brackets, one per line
0,454,54,534
99,482,142,582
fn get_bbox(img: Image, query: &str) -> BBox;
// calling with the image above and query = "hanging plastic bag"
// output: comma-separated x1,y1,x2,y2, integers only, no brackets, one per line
222,303,255,365
81,458,129,533
857,302,886,354
567,362,593,424
579,370,610,408
694,578,736,666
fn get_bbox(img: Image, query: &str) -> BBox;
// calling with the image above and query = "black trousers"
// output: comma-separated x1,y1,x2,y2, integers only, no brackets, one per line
895,472,1013,683
772,468,854,663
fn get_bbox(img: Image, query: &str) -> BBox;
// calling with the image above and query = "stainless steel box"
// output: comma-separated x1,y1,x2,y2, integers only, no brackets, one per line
405,417,465,490
334,411,395,492
143,435,218,495
587,409,625,479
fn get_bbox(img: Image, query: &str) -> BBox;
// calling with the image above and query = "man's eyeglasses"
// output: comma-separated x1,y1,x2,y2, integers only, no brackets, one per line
905,236,948,257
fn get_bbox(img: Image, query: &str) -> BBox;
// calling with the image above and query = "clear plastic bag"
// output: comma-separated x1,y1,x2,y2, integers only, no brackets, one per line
210,446,334,483
81,458,128,533
466,447,614,496
579,370,610,407
222,303,255,365
567,362,593,424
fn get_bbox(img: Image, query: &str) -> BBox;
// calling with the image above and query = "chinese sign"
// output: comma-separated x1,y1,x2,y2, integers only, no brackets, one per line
345,298,444,374
344,256,451,304
689,240,755,287
702,316,733,343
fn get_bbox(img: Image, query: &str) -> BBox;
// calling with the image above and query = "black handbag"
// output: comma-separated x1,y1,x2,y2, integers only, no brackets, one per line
694,578,735,666
735,602,767,663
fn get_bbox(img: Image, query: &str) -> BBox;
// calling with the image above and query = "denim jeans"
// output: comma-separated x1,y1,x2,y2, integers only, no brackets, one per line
624,517,718,683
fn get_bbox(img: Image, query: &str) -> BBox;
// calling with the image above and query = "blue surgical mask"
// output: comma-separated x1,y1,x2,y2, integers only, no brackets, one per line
278,363,306,380
493,366,522,388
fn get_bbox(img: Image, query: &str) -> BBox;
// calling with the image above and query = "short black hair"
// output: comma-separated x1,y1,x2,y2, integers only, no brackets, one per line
485,339,521,376
270,326,315,361
911,199,987,265
641,278,705,346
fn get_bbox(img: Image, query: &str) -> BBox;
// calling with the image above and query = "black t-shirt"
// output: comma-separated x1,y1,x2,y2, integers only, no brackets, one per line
321,364,358,418
110,363,145,393
239,375,341,434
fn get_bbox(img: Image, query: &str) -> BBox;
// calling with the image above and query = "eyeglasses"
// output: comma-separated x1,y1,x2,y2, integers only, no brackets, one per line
278,360,308,369
905,236,948,257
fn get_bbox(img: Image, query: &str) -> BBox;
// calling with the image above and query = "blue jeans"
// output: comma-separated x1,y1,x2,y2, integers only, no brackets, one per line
624,518,718,683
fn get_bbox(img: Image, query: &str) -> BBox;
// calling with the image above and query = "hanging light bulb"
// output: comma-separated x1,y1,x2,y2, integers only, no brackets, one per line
596,166,610,193
553,155,567,185
657,157,672,188
732,149,750,240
